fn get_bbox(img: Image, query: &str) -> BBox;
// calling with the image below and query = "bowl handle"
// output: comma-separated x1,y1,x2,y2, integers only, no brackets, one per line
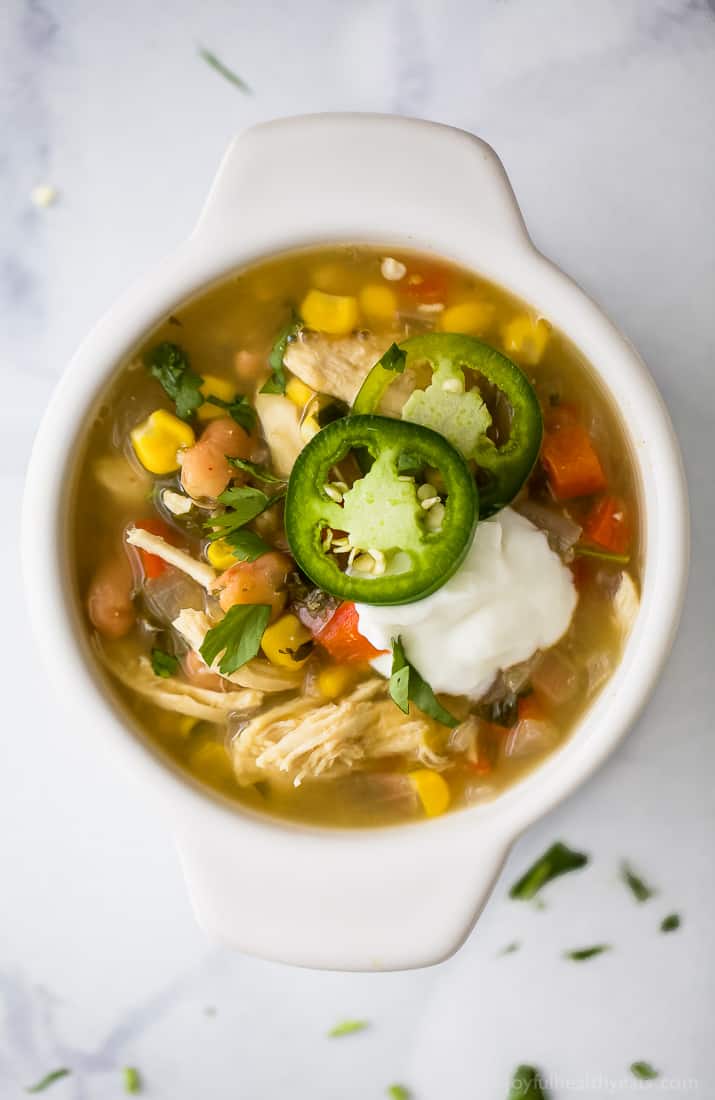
192,113,529,251
174,813,513,970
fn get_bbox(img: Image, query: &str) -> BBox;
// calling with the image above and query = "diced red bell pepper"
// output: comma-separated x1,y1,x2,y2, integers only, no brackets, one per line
541,423,607,500
315,602,386,663
134,518,176,579
583,495,631,554
404,265,449,305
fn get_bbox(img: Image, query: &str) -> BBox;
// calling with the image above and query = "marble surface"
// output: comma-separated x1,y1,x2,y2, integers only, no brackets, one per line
2,1,714,1096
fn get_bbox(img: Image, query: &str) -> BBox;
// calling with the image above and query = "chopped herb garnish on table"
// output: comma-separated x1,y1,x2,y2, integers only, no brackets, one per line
123,1066,141,1093
198,46,251,93
390,636,459,727
509,841,588,900
508,1064,549,1098
147,342,203,420
387,1086,410,1100
261,312,303,394
328,1018,369,1038
660,912,681,933
564,944,611,961
621,862,655,902
630,1061,659,1080
26,1068,71,1093
498,941,521,956
151,647,179,678
200,603,271,675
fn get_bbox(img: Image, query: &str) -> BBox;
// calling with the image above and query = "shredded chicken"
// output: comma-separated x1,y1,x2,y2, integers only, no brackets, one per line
253,392,304,477
231,678,446,786
172,607,303,693
99,642,262,722
613,571,640,635
284,331,395,404
125,526,216,589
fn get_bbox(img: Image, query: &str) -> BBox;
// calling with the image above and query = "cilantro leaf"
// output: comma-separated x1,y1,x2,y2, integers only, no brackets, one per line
327,1019,368,1038
508,1065,548,1099
199,604,271,676
660,912,681,932
509,842,589,901
498,941,521,956
564,944,610,961
630,1062,659,1080
223,528,272,562
205,487,283,541
260,312,303,394
621,862,655,903
379,342,406,373
205,393,256,432
123,1067,141,1093
387,1087,410,1100
151,648,179,678
26,1069,71,1093
389,637,458,727
147,342,203,420
198,46,251,94
227,456,286,484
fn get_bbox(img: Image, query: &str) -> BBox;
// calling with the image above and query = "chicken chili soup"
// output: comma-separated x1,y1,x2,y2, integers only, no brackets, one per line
74,246,641,827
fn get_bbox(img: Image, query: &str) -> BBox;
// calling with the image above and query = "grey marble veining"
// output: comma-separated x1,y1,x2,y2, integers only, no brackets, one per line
1,1,714,1097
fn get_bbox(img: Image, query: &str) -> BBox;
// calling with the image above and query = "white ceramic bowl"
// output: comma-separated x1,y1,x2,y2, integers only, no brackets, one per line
22,114,689,971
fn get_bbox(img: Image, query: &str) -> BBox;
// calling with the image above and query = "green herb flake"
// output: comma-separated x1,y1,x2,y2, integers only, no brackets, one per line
223,528,272,562
574,545,631,565
389,636,459,728
508,1064,549,1099
206,486,283,541
660,912,681,933
123,1066,141,1093
227,456,286,484
498,941,521,956
205,393,256,431
198,46,251,94
26,1069,71,1093
200,603,271,676
147,342,203,421
379,342,407,373
151,648,179,678
630,1061,659,1080
621,862,655,903
387,1086,410,1100
564,944,610,961
328,1018,369,1038
261,313,303,394
509,842,589,901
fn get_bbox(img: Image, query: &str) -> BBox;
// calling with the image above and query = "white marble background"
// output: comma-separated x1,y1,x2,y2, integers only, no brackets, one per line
1,1,714,1097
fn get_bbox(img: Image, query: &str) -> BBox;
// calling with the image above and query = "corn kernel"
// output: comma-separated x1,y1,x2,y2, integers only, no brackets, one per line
409,769,451,817
440,300,494,336
206,538,237,572
301,289,359,336
189,741,234,784
359,284,397,324
501,314,551,365
286,376,316,408
317,663,361,700
198,374,238,421
130,409,195,475
261,613,313,668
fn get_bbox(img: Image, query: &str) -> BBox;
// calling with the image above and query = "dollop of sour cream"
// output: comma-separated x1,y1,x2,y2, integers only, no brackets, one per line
356,507,578,700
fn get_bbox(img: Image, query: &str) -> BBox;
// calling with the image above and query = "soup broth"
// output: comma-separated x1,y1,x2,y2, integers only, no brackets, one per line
73,246,640,827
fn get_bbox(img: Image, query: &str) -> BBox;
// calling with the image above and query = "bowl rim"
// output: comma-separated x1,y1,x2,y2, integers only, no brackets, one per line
22,115,690,854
